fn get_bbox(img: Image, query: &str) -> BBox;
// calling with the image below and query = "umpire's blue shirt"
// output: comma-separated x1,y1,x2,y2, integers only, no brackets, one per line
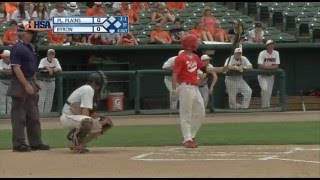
10,39,37,78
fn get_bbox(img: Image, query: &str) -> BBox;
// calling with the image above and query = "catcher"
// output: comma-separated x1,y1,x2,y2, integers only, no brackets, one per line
60,71,113,153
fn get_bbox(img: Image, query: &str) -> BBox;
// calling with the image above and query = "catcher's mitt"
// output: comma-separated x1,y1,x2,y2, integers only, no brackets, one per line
100,116,113,135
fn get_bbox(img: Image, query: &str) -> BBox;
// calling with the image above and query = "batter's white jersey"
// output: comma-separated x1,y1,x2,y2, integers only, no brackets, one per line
224,56,252,109
257,50,280,108
0,60,11,114
162,56,178,109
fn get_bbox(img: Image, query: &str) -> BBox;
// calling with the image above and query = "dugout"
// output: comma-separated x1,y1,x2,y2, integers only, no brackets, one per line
0,43,319,112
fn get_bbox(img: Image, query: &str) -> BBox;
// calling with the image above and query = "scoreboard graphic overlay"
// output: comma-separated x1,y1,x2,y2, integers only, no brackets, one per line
52,16,129,34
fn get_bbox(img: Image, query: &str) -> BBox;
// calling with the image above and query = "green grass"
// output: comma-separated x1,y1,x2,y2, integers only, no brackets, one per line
0,121,319,150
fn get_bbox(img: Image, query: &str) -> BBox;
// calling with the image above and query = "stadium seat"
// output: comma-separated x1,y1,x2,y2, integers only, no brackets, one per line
256,2,273,21
131,23,144,31
295,15,312,38
268,2,288,26
238,15,254,25
224,9,242,18
220,15,234,24
136,35,150,44
308,19,320,42
139,17,150,24
283,6,302,32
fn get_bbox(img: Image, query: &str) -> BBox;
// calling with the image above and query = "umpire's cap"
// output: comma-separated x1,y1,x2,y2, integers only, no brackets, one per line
87,71,107,87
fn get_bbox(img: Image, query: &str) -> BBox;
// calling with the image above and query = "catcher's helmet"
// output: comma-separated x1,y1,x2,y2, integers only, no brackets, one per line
87,71,107,87
181,34,199,51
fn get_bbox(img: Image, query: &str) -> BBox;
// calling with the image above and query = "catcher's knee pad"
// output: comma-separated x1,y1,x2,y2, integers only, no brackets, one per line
77,118,94,143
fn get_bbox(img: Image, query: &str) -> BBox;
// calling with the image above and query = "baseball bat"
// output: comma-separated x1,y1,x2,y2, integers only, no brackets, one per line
301,90,306,112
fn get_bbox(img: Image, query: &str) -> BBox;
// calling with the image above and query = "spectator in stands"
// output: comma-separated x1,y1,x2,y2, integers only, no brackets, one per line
121,2,139,25
166,2,186,13
152,4,175,26
4,2,18,22
248,22,264,44
228,19,245,44
201,6,216,37
88,33,110,45
213,20,229,42
150,23,172,44
48,28,67,46
67,34,90,46
86,2,106,17
3,20,18,46
66,2,80,16
131,2,149,15
117,32,138,45
11,2,31,25
0,2,10,22
189,21,214,42
49,2,68,19
169,18,186,44
31,2,49,20
25,2,35,17
112,2,127,11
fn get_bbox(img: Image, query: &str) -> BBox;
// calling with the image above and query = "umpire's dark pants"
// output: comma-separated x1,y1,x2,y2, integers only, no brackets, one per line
9,78,43,147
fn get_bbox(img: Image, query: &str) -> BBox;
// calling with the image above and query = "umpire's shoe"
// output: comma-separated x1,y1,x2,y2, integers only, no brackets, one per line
13,144,32,152
30,144,51,151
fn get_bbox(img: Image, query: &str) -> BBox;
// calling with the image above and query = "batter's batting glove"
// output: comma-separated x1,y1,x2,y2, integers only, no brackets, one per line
171,89,178,101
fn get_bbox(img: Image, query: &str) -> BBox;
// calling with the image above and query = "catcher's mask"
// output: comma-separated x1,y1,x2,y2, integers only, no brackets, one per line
181,34,198,51
87,71,108,100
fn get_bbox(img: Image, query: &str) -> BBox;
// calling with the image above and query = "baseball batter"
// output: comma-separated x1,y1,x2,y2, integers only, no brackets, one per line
198,54,218,108
172,34,227,148
0,50,12,114
60,71,113,153
257,40,280,108
224,48,253,109
162,50,184,109
38,49,62,113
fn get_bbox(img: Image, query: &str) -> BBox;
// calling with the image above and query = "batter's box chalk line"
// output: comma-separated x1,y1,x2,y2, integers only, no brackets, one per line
131,147,320,163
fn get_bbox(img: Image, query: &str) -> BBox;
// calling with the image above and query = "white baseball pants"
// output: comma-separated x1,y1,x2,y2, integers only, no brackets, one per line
258,75,274,108
225,78,252,109
178,83,205,143
198,85,209,108
164,76,178,109
38,80,55,113
60,113,102,133
0,83,11,114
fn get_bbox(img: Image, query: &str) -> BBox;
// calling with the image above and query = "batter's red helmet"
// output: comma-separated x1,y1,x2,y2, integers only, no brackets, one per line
181,34,199,51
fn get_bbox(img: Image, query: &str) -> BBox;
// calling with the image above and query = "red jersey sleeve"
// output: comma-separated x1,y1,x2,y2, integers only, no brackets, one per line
195,55,205,70
173,55,183,74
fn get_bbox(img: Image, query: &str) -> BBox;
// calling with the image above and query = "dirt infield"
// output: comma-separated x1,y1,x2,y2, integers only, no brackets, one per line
0,111,319,178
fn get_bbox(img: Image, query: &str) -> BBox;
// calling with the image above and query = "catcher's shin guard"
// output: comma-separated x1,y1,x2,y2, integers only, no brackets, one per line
67,118,93,152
